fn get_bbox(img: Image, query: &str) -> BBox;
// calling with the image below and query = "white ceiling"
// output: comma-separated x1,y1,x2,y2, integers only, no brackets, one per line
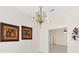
14,6,79,18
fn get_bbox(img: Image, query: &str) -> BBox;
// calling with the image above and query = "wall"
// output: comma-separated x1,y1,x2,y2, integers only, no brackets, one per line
50,28,67,45
40,23,49,53
40,7,79,53
49,30,54,45
0,7,40,53
67,25,79,53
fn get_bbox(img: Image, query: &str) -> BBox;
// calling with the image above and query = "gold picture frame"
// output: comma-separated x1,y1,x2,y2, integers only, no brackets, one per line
0,23,19,41
22,26,32,40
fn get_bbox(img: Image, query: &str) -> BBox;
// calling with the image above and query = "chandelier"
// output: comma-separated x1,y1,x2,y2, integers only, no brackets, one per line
33,6,48,25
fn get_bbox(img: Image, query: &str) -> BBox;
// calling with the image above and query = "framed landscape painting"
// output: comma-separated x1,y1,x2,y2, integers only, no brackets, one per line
22,26,32,40
0,23,19,41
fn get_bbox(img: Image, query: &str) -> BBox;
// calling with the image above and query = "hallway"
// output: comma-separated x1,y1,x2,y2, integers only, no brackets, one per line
49,45,67,53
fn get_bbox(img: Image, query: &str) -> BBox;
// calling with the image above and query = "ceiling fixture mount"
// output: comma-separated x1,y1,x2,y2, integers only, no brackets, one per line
33,6,48,25
50,9,55,12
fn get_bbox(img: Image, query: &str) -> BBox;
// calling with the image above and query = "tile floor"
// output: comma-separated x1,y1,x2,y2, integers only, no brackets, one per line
49,45,67,53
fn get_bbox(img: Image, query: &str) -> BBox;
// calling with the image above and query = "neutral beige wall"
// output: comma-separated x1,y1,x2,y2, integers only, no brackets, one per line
53,28,67,45
40,6,79,53
0,7,40,53
49,28,67,46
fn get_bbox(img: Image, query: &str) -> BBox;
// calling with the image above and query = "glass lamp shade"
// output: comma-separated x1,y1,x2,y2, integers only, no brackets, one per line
33,6,48,25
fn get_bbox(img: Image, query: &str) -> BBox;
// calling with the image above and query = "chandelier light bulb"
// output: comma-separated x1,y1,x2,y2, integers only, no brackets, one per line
33,6,48,25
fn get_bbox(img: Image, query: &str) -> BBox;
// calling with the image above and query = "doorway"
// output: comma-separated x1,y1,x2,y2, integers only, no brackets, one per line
49,27,67,53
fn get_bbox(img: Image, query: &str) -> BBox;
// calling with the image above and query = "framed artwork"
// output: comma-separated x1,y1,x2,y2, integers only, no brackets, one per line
22,26,32,40
0,23,19,41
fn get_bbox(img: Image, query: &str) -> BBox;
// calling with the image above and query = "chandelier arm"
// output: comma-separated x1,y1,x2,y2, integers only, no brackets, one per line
33,6,48,25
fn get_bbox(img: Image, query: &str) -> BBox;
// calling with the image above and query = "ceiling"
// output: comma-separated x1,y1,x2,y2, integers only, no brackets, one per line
14,6,79,18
